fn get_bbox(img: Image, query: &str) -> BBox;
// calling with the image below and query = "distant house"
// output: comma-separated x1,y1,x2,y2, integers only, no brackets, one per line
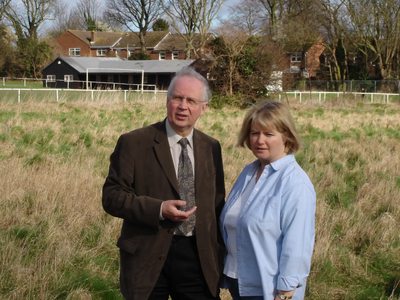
55,30,214,60
42,56,195,90
282,43,326,80
151,33,215,60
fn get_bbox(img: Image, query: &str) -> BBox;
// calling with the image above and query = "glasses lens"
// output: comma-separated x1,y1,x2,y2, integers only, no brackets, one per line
171,97,201,108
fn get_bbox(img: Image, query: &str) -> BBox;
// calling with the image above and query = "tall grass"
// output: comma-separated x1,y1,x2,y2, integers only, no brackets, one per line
0,93,399,299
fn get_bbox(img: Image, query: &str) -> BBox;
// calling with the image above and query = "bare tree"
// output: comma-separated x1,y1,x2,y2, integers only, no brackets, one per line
211,23,250,95
343,0,400,80
5,0,57,39
196,0,226,55
106,0,162,52
225,0,264,35
313,0,347,81
258,0,280,35
47,0,82,37
0,0,12,21
76,0,102,31
258,0,315,36
161,0,225,58
161,0,200,59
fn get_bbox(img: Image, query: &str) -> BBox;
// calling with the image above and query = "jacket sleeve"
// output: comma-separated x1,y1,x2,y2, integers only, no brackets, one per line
214,141,226,247
102,133,163,229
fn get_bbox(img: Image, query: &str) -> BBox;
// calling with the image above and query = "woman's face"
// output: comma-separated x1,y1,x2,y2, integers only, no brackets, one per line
249,122,287,166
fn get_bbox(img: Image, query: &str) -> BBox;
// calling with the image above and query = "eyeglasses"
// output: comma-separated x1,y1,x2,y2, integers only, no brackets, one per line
169,96,205,108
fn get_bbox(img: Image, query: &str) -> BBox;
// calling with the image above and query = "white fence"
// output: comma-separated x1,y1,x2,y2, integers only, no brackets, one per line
1,77,158,91
276,91,399,103
0,88,399,104
0,88,167,103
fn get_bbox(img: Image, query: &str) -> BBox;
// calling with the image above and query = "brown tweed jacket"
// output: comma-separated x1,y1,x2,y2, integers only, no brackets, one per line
102,120,225,300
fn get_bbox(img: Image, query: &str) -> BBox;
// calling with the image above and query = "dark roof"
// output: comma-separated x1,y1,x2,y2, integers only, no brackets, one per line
62,30,214,52
154,33,214,52
53,57,195,74
68,30,121,47
116,31,170,49
67,30,170,49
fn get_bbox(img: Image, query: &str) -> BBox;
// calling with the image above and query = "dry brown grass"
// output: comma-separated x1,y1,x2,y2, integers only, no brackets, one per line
0,94,399,299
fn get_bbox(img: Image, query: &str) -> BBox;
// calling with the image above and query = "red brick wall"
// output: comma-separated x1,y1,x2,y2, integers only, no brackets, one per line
56,31,91,57
306,44,325,77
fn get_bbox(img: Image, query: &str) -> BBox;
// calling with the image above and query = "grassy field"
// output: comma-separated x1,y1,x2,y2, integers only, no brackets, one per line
0,79,44,89
0,93,399,299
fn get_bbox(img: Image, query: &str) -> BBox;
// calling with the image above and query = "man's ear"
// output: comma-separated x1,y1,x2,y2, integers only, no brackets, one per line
200,102,208,116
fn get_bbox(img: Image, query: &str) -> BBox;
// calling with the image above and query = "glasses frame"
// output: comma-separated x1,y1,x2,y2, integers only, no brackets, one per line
169,95,206,108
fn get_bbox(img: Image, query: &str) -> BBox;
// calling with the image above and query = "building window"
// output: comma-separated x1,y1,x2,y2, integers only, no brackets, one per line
172,51,179,60
291,52,302,62
159,52,166,60
47,75,56,82
97,49,107,56
69,48,81,56
206,73,216,81
64,75,73,82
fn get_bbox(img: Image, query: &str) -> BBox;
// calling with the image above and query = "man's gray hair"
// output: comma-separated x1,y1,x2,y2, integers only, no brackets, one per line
167,66,211,103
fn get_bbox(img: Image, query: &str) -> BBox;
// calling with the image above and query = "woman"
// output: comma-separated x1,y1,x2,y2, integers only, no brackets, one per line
220,101,316,300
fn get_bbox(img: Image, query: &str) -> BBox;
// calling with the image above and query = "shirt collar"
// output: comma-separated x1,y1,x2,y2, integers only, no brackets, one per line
165,119,194,149
251,153,295,172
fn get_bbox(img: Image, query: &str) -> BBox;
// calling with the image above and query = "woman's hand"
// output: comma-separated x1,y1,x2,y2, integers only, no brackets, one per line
274,289,295,300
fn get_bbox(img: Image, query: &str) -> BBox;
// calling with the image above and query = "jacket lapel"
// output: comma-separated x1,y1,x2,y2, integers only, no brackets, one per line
193,130,209,194
153,121,180,194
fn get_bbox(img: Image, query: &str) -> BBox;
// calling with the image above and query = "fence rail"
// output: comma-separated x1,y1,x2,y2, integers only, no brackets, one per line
1,77,158,91
0,88,167,103
281,91,399,103
1,88,399,104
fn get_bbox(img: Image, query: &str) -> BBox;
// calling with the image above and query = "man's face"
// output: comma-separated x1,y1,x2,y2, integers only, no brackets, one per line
166,76,208,137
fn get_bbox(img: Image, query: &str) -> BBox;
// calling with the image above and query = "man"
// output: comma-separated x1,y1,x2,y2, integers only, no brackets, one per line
102,67,225,300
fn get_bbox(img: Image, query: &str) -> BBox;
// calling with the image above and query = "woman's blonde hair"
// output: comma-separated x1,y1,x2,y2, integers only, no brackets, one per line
238,101,301,154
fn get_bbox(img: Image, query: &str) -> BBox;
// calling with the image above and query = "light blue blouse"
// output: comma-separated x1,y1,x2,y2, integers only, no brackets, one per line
220,154,316,300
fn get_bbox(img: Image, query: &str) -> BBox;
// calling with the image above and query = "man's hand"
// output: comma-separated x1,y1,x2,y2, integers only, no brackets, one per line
162,200,196,222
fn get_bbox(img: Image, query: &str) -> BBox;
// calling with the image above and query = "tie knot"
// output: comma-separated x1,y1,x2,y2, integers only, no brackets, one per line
179,138,189,148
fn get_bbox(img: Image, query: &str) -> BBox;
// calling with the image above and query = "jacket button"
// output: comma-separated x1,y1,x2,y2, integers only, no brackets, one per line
159,255,166,260
168,229,174,234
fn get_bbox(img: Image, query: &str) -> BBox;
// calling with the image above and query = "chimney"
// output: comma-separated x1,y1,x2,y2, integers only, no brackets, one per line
91,31,96,43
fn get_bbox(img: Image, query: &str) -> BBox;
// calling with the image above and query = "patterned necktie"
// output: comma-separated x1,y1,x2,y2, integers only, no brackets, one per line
177,138,196,235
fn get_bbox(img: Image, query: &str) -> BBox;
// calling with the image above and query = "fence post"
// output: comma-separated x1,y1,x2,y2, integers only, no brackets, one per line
56,89,59,102
24,79,26,87
124,90,126,102
371,94,373,103
18,89,20,103
91,90,94,101
299,93,302,103
3,77,4,86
